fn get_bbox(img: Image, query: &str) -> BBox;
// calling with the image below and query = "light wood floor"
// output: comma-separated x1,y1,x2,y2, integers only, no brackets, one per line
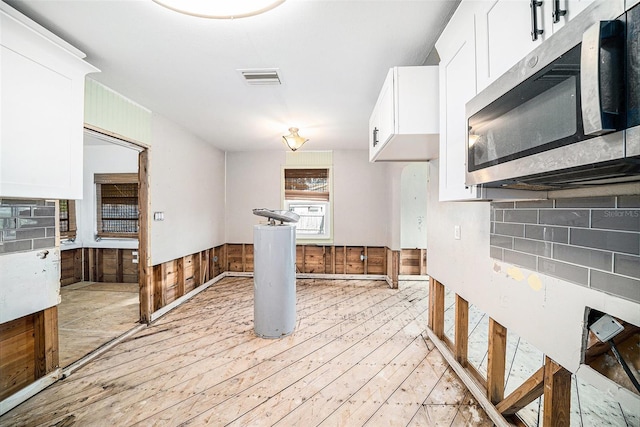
1,277,492,426
58,281,140,368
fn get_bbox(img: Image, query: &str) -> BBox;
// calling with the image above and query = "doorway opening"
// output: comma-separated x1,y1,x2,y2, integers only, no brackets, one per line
57,128,148,368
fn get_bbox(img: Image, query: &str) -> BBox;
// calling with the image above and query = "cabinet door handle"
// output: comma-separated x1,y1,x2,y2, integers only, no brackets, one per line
373,127,379,147
530,0,544,41
552,0,567,23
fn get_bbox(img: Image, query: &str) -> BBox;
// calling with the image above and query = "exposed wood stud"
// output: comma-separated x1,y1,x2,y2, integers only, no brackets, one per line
454,294,469,366
332,246,336,274
364,247,368,275
116,249,124,283
543,357,571,427
428,278,444,338
343,246,347,274
420,249,427,275
138,148,152,323
487,317,507,404
302,245,306,273
242,244,246,273
96,249,104,282
496,365,545,415
34,307,58,378
194,252,202,287
176,257,185,298
88,248,96,282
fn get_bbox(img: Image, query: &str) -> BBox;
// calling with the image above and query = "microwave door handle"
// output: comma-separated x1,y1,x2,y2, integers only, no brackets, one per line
580,20,624,136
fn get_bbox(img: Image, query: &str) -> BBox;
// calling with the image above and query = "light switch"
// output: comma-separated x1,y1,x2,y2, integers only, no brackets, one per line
154,212,165,221
454,225,461,240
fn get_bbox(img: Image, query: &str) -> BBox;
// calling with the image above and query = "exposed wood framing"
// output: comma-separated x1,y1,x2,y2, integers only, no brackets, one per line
428,278,444,339
496,365,545,415
487,317,507,404
138,148,152,323
149,244,396,315
543,356,571,426
33,307,58,378
454,294,469,366
80,248,139,283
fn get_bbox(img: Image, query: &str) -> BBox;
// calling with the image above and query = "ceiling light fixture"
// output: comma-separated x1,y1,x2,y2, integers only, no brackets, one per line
282,127,308,151
153,0,285,19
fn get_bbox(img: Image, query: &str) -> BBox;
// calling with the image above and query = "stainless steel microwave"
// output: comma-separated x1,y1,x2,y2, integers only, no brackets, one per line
465,0,639,190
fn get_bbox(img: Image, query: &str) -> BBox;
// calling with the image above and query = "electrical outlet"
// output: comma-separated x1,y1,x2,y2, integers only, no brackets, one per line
454,225,461,240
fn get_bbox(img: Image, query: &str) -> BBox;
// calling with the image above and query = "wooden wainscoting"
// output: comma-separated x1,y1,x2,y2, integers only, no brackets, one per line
83,248,138,284
149,244,400,314
400,248,427,275
0,307,58,401
60,249,83,286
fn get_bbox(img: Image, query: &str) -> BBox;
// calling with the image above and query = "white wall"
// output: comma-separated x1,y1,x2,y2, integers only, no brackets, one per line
332,150,390,246
225,150,285,243
401,163,428,249
69,136,139,250
225,150,391,246
150,114,226,265
426,160,640,373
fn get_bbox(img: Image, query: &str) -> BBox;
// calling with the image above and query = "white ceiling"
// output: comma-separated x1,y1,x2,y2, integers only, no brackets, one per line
5,0,459,152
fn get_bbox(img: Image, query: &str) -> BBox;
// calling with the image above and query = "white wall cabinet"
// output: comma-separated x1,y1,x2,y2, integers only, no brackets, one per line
436,0,597,201
369,66,439,162
476,0,544,91
435,3,481,201
0,4,98,200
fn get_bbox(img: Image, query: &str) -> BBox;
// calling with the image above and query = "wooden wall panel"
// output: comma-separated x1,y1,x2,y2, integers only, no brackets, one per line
184,255,196,293
244,245,254,273
82,248,138,283
227,244,244,272
366,247,386,275
60,249,83,286
400,249,421,275
0,314,36,401
0,308,57,402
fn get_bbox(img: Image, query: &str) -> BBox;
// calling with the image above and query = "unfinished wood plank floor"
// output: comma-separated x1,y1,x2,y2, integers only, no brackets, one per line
58,281,140,368
0,277,492,427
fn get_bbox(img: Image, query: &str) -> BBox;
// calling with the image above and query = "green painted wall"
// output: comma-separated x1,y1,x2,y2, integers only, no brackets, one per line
84,78,151,145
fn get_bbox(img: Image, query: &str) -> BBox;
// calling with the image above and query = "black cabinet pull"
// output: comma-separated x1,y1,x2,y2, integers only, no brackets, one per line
530,0,544,41
552,0,567,23
373,127,379,147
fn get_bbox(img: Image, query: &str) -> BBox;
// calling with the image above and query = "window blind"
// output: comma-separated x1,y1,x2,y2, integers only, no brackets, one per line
284,168,329,201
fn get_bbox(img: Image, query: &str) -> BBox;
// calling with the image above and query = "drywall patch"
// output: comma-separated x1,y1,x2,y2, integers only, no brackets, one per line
507,266,525,281
528,274,543,291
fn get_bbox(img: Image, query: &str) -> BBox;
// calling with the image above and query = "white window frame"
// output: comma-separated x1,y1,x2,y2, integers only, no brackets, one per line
284,200,331,239
282,165,333,243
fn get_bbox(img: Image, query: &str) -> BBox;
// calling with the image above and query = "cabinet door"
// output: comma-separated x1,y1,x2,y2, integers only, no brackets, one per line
369,69,395,161
0,6,97,200
436,4,480,201
476,0,543,91
546,0,597,33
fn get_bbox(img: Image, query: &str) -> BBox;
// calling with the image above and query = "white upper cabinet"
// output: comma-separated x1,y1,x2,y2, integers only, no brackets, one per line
435,3,483,201
436,0,548,201
369,66,439,162
0,4,98,200
476,0,544,91
545,0,597,33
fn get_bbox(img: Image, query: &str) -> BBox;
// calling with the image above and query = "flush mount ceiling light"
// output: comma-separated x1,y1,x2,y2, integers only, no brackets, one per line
282,127,308,151
153,0,285,19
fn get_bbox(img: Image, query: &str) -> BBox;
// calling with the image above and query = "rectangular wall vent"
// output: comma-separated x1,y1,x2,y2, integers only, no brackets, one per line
239,69,281,85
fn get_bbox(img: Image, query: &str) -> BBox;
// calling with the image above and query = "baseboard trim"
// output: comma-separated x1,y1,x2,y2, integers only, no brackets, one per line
1,368,62,416
150,272,230,322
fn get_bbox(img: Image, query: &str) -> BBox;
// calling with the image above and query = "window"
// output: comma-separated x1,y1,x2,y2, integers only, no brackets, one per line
59,200,77,240
284,168,331,240
95,173,139,238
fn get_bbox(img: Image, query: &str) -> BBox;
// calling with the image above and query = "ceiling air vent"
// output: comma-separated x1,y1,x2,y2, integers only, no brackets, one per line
239,69,281,85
